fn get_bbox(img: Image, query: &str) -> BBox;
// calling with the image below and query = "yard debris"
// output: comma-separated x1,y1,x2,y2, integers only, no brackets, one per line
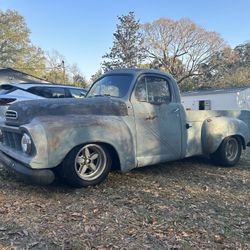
0,150,249,249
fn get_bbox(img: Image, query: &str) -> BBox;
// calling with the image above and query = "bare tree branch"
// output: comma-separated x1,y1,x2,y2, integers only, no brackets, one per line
141,18,225,85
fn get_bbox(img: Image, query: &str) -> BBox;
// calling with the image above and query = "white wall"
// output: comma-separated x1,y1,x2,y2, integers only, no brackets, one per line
181,89,250,110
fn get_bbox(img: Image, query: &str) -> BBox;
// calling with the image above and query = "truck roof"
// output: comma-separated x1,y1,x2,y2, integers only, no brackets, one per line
104,68,173,78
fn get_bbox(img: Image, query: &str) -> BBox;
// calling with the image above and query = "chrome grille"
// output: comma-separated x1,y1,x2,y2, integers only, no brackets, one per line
5,110,18,120
2,131,22,151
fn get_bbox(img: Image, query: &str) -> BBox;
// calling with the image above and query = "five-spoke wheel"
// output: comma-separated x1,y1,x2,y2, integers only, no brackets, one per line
62,143,111,187
75,144,108,181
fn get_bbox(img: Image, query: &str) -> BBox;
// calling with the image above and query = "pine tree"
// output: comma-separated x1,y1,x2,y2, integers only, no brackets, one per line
102,12,145,71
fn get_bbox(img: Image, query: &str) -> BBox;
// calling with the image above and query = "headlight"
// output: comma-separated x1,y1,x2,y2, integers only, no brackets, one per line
21,133,32,154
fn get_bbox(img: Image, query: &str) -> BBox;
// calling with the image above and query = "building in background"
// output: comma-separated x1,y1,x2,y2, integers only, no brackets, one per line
0,68,49,84
181,87,250,111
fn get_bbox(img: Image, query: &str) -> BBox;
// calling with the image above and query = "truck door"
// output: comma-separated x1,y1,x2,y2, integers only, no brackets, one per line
131,74,183,167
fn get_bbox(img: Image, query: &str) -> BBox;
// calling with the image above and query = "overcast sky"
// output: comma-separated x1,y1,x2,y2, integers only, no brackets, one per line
1,0,250,79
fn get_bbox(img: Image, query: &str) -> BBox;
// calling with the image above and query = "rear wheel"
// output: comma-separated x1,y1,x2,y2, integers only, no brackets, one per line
210,136,242,167
62,143,111,187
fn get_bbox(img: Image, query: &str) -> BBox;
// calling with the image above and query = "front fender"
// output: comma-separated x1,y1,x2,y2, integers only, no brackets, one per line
201,116,250,154
26,115,136,172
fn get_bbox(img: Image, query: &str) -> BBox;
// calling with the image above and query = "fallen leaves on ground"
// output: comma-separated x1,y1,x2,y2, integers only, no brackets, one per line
0,150,249,249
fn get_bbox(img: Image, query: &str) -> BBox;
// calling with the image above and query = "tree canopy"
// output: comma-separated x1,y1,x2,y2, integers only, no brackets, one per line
0,10,46,78
0,10,87,86
44,50,88,87
1,9,249,90
102,12,145,71
142,18,225,87
192,42,250,90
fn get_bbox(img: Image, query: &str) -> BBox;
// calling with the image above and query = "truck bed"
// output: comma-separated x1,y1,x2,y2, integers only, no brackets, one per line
185,110,250,157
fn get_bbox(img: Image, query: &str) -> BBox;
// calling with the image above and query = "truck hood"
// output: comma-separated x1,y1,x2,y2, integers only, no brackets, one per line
5,97,128,126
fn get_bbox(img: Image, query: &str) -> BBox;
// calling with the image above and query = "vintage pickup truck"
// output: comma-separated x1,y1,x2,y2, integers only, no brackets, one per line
0,68,250,187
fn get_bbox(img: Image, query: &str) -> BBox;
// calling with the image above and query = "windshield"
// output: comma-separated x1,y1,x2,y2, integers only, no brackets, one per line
87,74,133,98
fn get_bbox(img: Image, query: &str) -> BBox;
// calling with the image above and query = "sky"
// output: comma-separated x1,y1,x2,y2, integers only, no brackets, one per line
1,0,250,79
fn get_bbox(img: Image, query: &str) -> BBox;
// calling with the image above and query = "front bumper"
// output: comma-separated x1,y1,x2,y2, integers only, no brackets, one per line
0,151,55,185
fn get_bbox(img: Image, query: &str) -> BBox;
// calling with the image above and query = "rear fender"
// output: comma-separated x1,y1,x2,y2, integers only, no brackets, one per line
201,116,250,154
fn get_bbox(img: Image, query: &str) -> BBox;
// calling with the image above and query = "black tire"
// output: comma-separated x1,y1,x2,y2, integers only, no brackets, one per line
210,136,242,167
62,143,111,188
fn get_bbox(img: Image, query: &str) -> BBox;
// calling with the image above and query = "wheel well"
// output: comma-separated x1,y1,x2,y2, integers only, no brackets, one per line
234,135,246,149
63,142,121,171
99,143,121,171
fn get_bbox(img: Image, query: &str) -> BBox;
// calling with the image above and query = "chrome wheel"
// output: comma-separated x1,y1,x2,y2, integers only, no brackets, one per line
225,137,239,162
75,144,107,181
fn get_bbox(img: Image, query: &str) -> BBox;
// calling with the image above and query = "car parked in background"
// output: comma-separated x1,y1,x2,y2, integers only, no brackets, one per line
0,82,87,118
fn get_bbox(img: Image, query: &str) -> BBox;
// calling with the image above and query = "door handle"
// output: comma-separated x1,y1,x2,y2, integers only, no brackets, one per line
145,115,157,120
172,108,180,113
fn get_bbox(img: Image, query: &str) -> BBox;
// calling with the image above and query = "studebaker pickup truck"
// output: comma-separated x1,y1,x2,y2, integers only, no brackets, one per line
0,68,250,187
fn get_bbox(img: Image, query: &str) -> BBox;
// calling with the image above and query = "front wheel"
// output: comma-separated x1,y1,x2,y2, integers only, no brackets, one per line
210,136,242,167
62,143,111,187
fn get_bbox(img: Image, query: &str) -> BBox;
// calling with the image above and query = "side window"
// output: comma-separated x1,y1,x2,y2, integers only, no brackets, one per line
50,88,66,98
28,87,52,98
147,76,171,104
135,76,147,102
28,87,66,98
135,76,171,104
68,88,86,98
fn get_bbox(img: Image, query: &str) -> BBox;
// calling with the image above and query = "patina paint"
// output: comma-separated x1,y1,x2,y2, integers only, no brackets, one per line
5,97,128,126
0,68,250,185
185,110,250,157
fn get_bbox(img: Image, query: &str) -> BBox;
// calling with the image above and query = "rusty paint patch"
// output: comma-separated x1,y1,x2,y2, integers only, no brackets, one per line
6,97,128,126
